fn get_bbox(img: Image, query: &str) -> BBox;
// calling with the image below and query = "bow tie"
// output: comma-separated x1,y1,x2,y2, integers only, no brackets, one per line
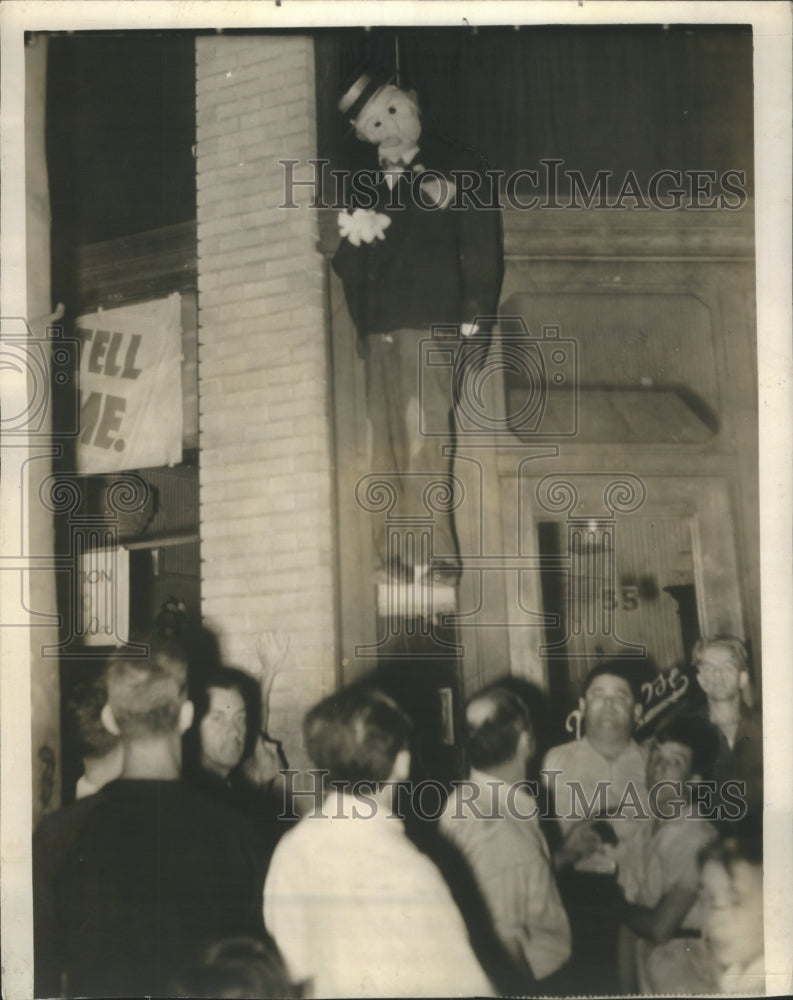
379,156,412,170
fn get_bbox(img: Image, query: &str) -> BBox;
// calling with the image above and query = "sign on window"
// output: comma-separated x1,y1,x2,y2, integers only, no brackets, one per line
76,293,183,473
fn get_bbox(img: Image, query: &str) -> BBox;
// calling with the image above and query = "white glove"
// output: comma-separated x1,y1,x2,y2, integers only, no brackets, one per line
338,208,391,246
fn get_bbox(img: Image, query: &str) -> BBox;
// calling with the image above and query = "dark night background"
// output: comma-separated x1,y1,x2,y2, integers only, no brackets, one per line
46,32,197,247
46,25,753,250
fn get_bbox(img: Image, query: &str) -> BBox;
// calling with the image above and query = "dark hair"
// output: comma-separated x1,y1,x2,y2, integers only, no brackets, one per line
581,659,642,702
654,712,722,781
65,673,119,759
105,638,188,738
303,685,412,784
172,936,301,999
465,686,532,771
184,666,262,775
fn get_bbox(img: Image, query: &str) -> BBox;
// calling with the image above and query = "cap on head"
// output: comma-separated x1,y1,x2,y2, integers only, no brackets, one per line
338,71,391,123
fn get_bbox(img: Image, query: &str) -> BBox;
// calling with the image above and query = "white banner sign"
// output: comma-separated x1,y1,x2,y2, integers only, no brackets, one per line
76,293,183,473
79,546,130,647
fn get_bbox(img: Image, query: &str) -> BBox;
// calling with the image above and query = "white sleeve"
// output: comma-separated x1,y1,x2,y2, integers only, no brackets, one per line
389,857,495,998
263,838,313,988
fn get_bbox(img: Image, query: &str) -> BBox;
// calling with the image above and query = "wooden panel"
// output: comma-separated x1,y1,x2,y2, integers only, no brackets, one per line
501,389,714,444
75,221,197,312
181,291,199,451
500,290,722,436
136,465,199,540
503,292,719,403
318,200,755,260
501,201,754,260
327,266,379,682
159,540,201,579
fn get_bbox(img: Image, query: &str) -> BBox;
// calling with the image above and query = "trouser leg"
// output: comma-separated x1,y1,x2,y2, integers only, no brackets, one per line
395,330,460,575
365,333,407,572
364,329,461,580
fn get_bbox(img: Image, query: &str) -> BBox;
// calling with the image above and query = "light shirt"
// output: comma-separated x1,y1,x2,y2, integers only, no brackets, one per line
644,939,763,995
628,814,718,993
718,954,765,995
628,815,717,922
379,144,421,190
440,769,571,980
542,736,648,840
264,792,493,998
75,774,99,800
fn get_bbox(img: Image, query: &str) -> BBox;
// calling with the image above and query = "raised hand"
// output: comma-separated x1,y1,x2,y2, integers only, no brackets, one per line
255,630,290,732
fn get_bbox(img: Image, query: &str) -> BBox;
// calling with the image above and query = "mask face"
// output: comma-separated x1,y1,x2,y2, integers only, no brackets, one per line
200,686,247,775
353,85,422,160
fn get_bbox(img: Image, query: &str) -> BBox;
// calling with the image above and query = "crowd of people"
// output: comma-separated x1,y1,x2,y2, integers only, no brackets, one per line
34,633,764,998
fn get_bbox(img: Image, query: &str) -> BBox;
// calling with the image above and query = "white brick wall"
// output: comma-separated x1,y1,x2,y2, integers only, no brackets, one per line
195,35,336,770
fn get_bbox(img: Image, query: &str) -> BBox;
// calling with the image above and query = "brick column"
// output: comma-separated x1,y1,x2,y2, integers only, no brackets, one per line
195,35,336,769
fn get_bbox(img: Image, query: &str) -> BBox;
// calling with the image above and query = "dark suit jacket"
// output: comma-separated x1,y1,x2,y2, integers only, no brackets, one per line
332,137,503,355
33,778,266,998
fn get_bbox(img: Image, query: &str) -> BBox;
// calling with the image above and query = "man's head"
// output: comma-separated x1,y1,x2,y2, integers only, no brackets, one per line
304,684,412,786
184,666,261,780
101,639,192,742
700,835,764,972
173,935,300,999
339,73,422,161
692,635,750,704
464,686,534,773
580,660,642,743
647,713,721,798
200,685,247,777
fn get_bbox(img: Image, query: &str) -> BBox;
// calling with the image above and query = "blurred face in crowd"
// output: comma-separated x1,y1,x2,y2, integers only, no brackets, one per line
200,686,247,778
581,673,637,743
353,85,422,160
647,739,695,810
701,857,764,971
696,645,746,702
648,739,694,784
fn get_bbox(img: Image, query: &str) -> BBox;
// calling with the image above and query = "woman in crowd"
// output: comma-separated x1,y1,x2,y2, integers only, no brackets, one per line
183,632,294,856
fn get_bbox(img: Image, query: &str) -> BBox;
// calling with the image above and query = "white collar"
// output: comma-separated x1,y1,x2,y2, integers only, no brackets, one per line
378,144,420,169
